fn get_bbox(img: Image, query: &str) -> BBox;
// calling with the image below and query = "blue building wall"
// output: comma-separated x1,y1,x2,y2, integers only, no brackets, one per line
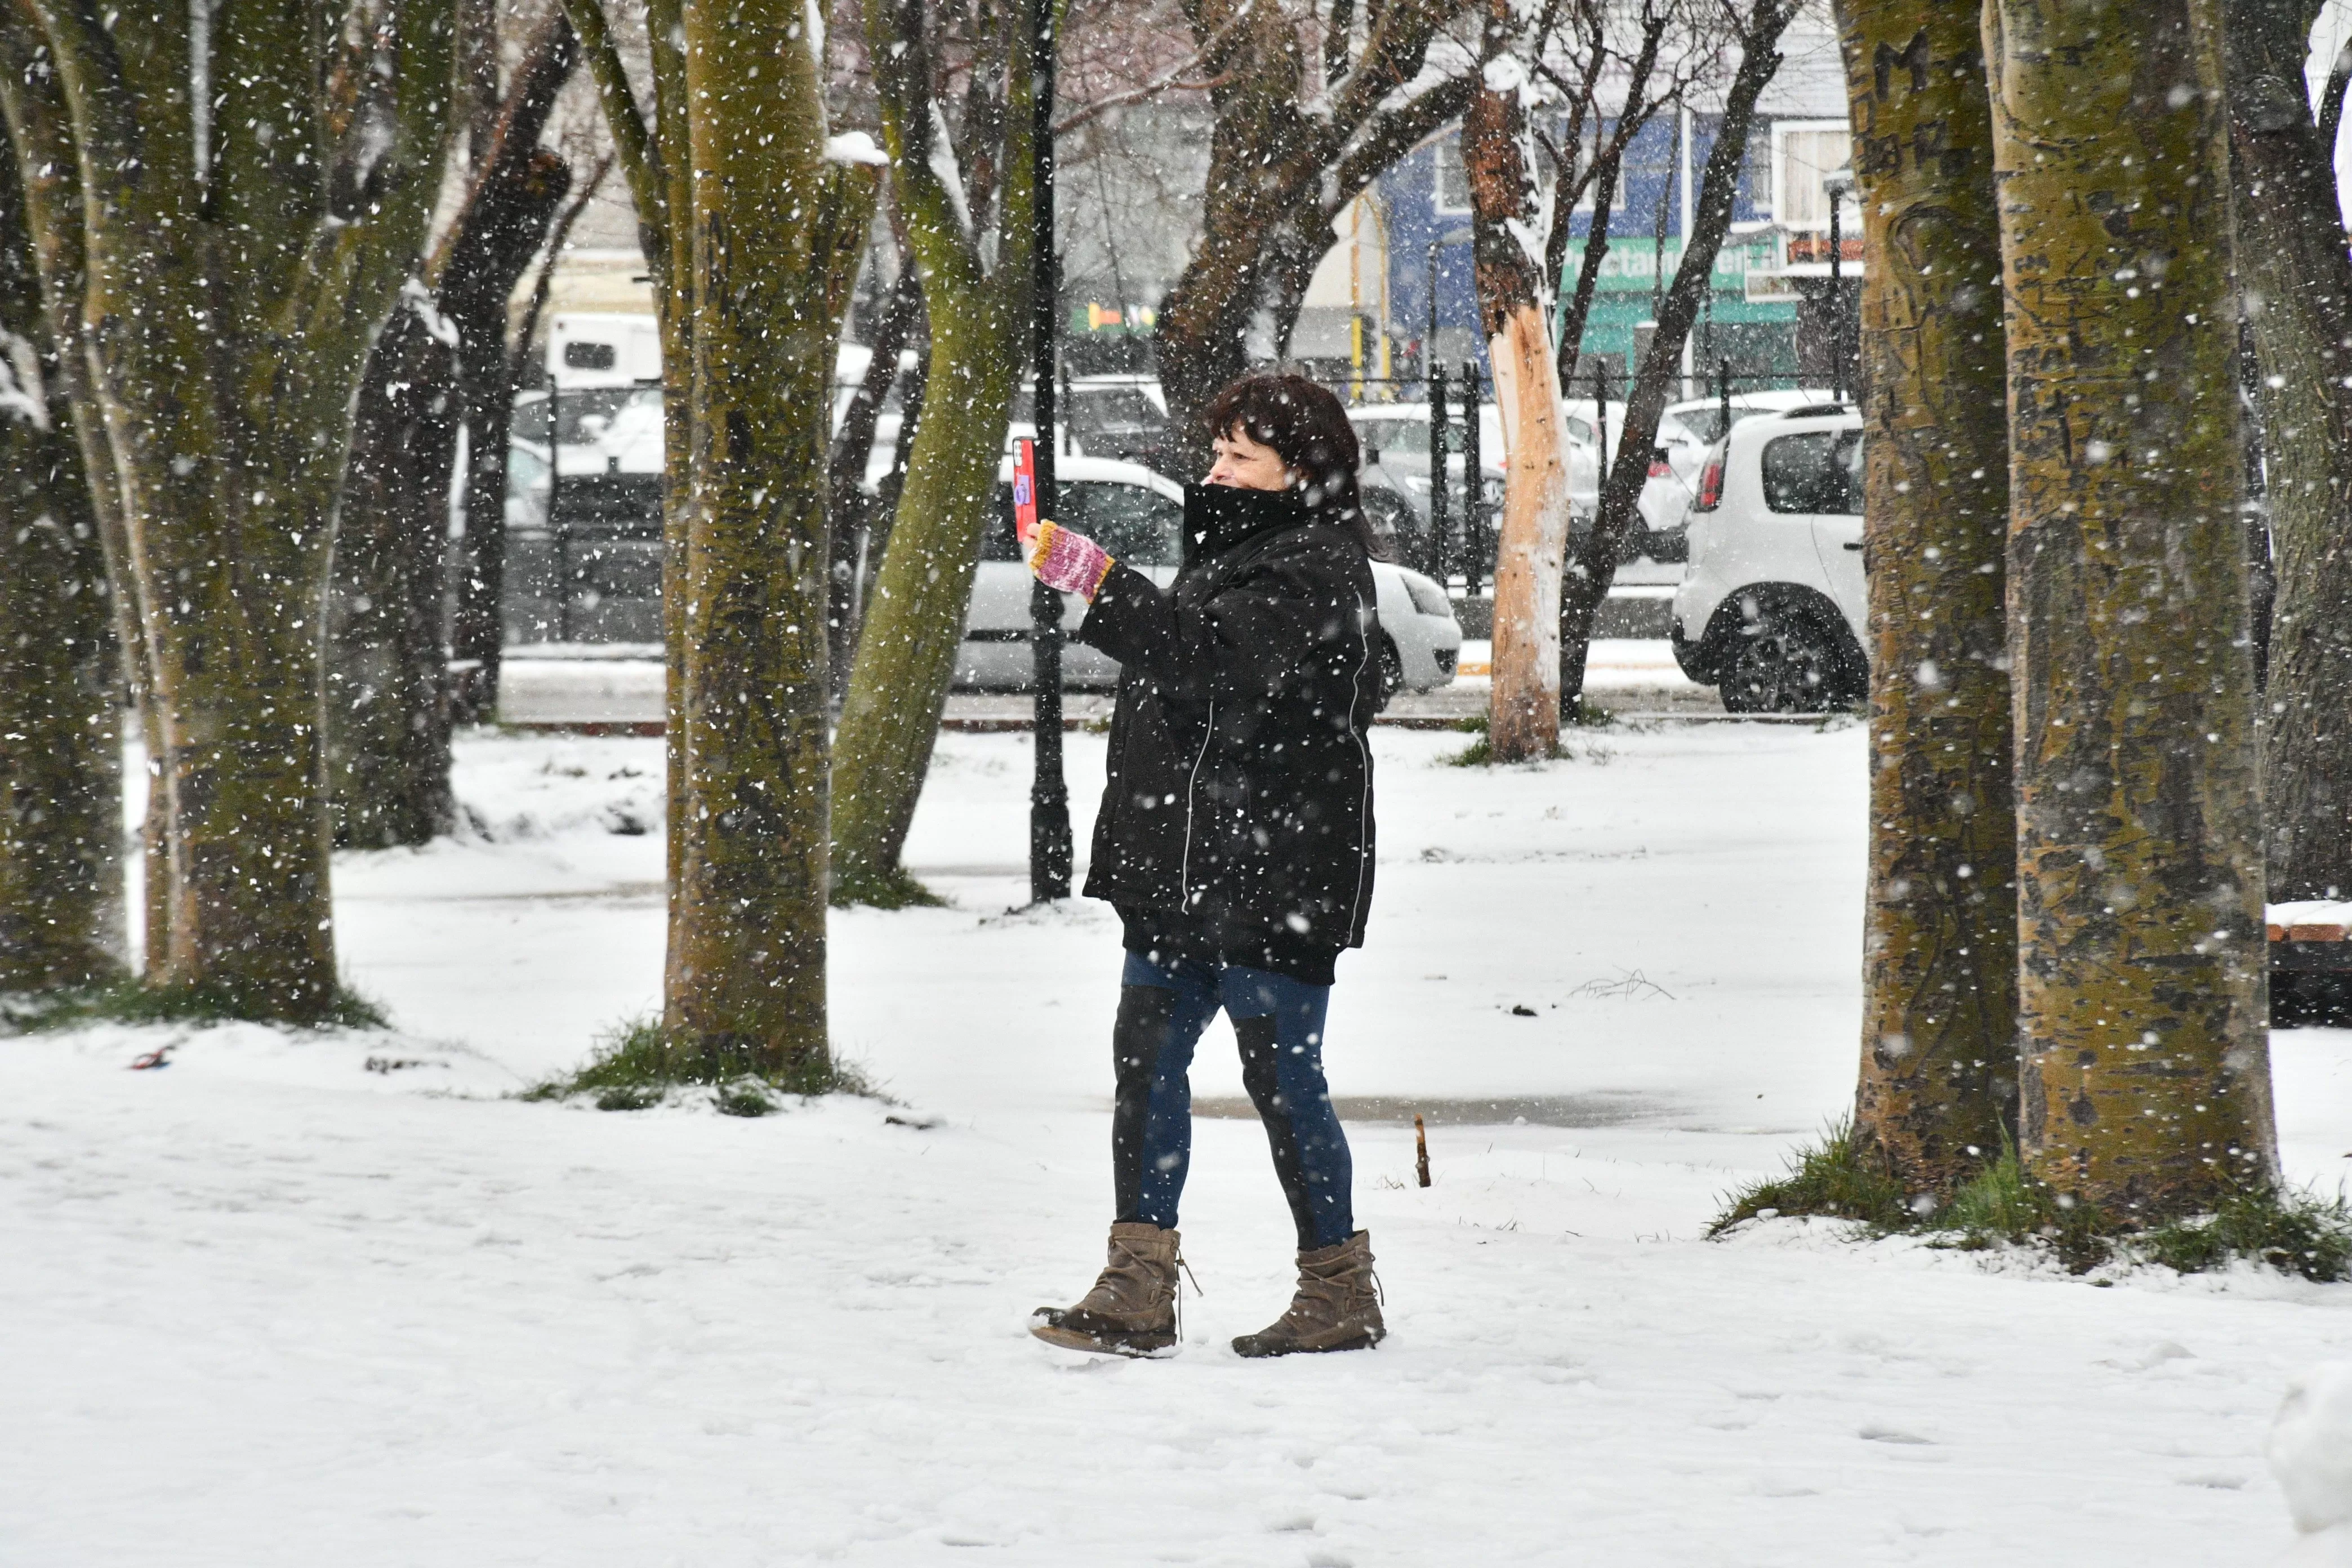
1375,113,1801,387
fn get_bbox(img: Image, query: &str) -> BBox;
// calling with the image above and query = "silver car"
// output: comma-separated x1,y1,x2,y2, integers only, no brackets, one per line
958,456,1463,697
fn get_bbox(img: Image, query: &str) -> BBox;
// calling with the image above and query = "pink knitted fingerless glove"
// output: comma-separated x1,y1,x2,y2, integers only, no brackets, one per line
1026,520,1116,600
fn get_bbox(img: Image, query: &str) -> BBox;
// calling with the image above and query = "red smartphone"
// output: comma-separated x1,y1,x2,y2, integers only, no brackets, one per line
1012,436,1039,547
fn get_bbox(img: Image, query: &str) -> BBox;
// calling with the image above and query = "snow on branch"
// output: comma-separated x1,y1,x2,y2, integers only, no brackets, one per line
825,131,889,165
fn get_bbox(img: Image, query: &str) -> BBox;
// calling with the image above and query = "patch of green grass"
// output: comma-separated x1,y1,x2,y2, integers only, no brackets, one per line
524,1014,887,1113
1713,1123,2352,1282
1444,701,1616,767
1447,734,1499,767
1705,1116,1913,1236
0,978,389,1034
1934,1141,2113,1272
830,861,945,910
2135,1184,2352,1284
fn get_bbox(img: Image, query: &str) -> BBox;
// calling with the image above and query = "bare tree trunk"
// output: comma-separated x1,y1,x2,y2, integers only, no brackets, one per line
447,15,581,723
1465,21,1571,761
2222,0,2352,902
331,297,460,849
1150,0,1474,455
1987,0,2277,1215
1832,0,2015,1196
1548,8,1672,392
1561,0,1796,709
826,258,923,698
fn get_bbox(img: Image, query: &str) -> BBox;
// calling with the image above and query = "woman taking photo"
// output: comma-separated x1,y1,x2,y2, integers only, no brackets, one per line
1023,373,1384,1359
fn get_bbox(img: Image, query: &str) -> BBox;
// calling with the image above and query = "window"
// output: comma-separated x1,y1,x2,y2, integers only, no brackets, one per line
1761,430,1863,515
1772,121,1854,231
1433,136,1471,213
563,340,617,371
1361,485,1418,559
1070,386,1167,446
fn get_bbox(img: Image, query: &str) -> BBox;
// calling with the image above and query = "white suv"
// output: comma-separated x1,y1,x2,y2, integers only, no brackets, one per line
1670,405,1868,712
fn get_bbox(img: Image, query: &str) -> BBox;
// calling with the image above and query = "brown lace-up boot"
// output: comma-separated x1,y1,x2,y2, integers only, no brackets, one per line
1030,1222,1183,1357
1232,1230,1384,1357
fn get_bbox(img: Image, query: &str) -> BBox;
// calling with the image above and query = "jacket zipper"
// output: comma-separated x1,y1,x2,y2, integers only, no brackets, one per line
1346,594,1374,933
1179,698,1215,901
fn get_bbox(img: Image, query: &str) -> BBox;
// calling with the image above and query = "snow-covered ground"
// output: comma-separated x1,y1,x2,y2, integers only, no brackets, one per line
7,712,2351,1565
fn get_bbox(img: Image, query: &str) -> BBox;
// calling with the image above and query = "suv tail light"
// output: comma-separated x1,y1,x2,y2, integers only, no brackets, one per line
1694,452,1725,511
1647,447,1674,479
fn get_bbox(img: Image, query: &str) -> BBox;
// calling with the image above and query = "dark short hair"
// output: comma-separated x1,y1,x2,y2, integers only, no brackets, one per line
1200,372,1384,559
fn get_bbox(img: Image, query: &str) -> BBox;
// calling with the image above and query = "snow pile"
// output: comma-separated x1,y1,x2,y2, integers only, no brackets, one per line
444,731,664,842
2273,1364,2352,1564
20,726,2352,1563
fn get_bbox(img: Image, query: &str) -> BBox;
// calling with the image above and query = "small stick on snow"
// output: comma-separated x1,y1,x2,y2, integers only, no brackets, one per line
1415,1115,1431,1188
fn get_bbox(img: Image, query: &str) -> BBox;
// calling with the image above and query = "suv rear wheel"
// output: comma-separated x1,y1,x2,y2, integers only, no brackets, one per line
1720,605,1851,714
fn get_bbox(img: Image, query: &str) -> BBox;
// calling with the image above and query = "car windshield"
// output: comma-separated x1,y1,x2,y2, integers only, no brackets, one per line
513,386,655,446
1761,429,1864,515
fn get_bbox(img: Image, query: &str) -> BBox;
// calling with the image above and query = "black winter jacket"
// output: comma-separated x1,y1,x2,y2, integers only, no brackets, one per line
1077,484,1380,964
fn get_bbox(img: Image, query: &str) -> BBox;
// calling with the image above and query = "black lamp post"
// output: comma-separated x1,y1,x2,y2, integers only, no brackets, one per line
1027,0,1072,902
1825,168,1854,404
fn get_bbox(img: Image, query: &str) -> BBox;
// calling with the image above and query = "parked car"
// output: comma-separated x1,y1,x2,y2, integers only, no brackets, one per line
1663,387,1844,446
1670,404,1867,713
960,456,1462,697
1360,447,1505,574
1005,377,1177,467
1552,398,1713,560
1348,400,1507,469
1643,388,1843,547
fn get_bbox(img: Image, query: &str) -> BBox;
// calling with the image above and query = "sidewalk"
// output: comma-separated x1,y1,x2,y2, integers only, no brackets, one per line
493,638,1726,730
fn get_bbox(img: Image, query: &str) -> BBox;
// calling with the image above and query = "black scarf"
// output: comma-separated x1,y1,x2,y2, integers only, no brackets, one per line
1181,483,1308,569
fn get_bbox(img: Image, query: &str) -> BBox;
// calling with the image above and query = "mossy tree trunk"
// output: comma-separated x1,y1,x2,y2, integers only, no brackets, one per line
1985,0,2277,1215
0,179,119,988
564,0,876,1075
827,0,1036,902
672,0,871,1068
1464,12,1571,762
0,0,457,1020
2221,0,2352,902
1831,1,2016,1196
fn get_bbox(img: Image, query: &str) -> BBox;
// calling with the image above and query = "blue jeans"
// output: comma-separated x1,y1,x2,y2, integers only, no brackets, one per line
1111,950,1356,1251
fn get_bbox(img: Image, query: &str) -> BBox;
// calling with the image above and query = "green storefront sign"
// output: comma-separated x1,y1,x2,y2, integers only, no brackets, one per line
1558,235,1798,381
